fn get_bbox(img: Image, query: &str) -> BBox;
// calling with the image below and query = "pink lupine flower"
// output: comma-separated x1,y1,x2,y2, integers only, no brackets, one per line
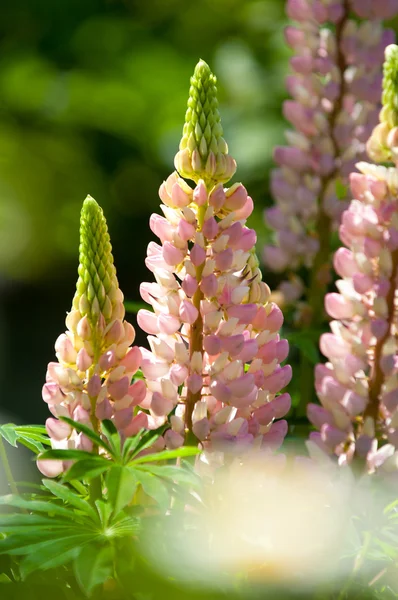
264,0,396,323
138,60,292,456
38,197,144,476
308,45,398,473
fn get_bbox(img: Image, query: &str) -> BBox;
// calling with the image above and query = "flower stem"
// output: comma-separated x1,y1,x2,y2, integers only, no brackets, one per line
0,436,19,495
365,247,398,422
185,202,207,442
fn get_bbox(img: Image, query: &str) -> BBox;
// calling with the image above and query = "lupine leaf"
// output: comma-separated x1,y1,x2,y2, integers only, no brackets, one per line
60,417,115,456
106,465,137,515
130,446,200,465
125,432,160,462
0,425,18,447
74,543,113,596
0,494,82,519
0,424,50,453
41,480,98,521
38,449,99,461
19,535,94,578
101,419,121,458
0,514,76,529
137,464,201,488
62,459,111,482
133,470,169,510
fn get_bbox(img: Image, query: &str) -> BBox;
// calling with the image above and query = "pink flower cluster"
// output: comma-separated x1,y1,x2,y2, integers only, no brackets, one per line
137,172,292,453
38,197,144,477
264,0,396,302
308,162,398,472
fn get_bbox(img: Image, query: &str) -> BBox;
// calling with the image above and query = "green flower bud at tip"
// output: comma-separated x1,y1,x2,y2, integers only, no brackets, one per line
175,59,236,184
367,45,398,163
382,44,398,128
73,195,122,326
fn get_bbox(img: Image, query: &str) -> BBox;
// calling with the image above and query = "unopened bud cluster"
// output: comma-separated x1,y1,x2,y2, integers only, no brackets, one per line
38,197,143,476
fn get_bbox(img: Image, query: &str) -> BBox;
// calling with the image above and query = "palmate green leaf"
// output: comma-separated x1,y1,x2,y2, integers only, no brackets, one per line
0,513,77,529
101,419,122,457
38,449,99,461
0,424,50,453
122,430,146,462
130,446,200,465
74,543,113,596
0,494,82,519
62,458,111,482
106,465,137,515
18,534,95,578
0,424,19,447
137,464,201,489
60,417,115,456
41,480,98,522
133,470,169,510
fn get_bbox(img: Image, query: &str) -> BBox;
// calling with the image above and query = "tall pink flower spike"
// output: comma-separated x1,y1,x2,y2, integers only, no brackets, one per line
308,45,398,474
264,0,397,320
38,197,144,477
137,60,292,457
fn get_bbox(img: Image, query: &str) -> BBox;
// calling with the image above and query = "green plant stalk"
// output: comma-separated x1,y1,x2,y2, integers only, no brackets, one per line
185,202,207,445
88,357,102,506
0,435,19,495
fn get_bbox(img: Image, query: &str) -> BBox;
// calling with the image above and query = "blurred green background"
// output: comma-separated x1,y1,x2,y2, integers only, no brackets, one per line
0,0,291,424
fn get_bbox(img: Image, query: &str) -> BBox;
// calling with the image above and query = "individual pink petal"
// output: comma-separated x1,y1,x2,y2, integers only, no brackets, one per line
187,374,203,394
263,365,292,393
137,309,159,335
179,299,199,324
214,248,233,271
158,313,181,335
190,244,206,266
182,274,198,297
45,418,72,441
200,274,218,297
164,429,184,449
163,242,185,266
202,217,218,239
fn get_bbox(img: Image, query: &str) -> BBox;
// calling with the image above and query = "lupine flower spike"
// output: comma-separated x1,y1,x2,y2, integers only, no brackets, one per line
308,45,398,474
137,60,292,456
38,196,143,477
264,0,397,317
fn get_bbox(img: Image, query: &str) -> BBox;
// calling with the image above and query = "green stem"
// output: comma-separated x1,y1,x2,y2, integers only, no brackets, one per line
185,202,207,444
0,436,19,495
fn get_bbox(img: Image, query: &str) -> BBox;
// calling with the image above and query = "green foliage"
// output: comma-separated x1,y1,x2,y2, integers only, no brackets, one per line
382,44,398,128
0,424,50,454
0,422,201,597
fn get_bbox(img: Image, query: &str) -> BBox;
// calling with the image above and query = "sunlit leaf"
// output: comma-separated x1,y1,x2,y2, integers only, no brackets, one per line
60,417,114,456
130,446,200,465
74,543,113,596
62,459,111,482
134,470,169,510
41,480,98,521
106,465,137,515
